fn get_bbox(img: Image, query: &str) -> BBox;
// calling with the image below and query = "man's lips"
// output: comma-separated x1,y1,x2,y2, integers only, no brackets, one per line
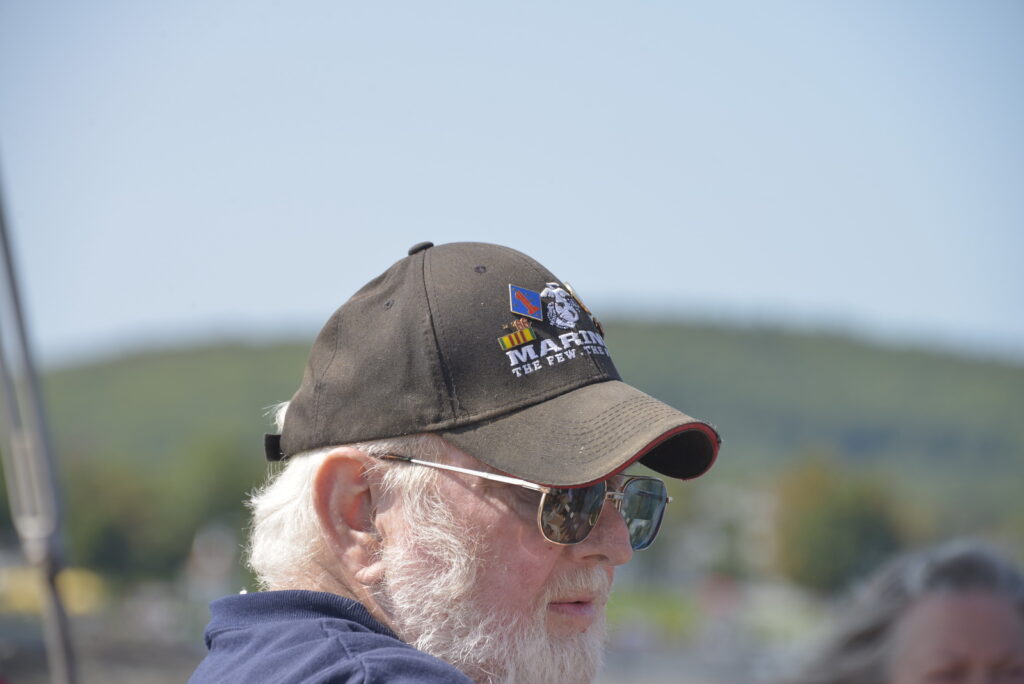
547,594,605,622
543,570,612,633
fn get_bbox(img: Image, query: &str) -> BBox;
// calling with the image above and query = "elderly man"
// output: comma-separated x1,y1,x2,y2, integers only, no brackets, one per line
190,241,720,684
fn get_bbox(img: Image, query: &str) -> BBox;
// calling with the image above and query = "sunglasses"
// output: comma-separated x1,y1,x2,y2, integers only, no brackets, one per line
378,454,672,550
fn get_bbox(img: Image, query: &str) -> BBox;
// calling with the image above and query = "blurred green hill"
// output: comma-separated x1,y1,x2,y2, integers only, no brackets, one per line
608,322,1023,512
8,319,1022,583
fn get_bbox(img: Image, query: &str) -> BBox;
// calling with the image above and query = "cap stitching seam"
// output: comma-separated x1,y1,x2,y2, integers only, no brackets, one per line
422,249,461,420
311,313,342,442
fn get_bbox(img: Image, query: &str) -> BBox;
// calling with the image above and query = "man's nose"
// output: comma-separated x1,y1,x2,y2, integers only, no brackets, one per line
567,500,634,566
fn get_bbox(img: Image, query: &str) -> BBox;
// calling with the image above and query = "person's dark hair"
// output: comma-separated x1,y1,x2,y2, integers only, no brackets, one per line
776,538,1024,684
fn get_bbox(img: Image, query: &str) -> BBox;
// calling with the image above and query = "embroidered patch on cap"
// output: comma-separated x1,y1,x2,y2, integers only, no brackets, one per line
509,284,544,321
499,282,612,380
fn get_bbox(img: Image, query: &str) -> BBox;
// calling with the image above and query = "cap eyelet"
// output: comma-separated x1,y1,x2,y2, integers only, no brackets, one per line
474,265,487,273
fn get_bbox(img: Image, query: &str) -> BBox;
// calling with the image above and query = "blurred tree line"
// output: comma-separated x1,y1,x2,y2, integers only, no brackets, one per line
773,454,906,595
0,321,1020,598
61,435,259,582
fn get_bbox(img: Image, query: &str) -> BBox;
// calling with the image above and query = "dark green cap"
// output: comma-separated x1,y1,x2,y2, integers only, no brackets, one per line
265,241,720,487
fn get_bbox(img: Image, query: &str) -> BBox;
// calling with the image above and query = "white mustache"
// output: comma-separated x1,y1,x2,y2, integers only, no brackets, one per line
541,568,612,608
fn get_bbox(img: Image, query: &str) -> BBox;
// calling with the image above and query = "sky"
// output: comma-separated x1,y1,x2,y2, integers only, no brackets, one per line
0,1,1022,367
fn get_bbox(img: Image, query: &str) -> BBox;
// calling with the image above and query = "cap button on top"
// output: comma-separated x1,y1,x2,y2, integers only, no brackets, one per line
408,241,434,255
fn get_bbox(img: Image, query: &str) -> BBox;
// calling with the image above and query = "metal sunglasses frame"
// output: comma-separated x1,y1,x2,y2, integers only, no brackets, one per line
378,453,672,549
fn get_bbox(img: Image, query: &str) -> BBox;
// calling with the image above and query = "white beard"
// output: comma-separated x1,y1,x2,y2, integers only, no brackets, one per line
370,492,610,684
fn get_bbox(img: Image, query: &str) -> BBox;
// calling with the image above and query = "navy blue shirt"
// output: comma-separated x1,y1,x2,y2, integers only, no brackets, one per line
190,590,474,683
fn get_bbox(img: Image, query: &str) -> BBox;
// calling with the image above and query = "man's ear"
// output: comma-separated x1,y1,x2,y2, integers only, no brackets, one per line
312,447,377,556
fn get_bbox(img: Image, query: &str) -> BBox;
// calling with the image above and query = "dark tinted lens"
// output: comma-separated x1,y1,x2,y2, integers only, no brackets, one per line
539,482,606,544
620,478,668,550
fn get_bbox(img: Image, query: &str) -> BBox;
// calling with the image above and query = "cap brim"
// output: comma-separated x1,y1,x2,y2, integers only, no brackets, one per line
439,380,720,487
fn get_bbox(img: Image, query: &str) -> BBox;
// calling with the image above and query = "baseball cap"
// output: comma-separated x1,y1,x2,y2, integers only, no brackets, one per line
265,241,720,487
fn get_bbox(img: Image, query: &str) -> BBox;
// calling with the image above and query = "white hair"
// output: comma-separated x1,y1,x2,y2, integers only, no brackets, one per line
248,404,610,684
246,402,447,591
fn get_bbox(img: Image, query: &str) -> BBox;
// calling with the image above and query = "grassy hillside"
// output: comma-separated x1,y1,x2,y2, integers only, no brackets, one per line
608,322,1023,502
20,320,1024,579
43,341,309,469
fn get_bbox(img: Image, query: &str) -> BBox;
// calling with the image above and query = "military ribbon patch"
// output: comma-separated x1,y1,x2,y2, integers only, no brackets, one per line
498,327,537,350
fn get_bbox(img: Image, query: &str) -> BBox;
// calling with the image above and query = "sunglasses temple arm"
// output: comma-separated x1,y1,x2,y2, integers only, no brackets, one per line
378,454,551,494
